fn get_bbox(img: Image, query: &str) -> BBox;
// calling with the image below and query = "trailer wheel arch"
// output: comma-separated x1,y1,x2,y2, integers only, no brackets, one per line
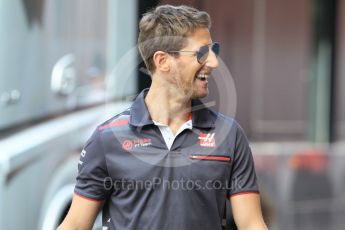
38,154,79,230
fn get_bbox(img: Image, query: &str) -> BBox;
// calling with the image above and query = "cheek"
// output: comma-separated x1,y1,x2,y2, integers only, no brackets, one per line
175,60,201,85
185,63,200,75
190,67,201,82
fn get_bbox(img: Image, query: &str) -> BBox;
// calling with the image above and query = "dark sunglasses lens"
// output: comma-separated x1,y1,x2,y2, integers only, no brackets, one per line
212,42,220,56
197,45,209,63
197,43,220,63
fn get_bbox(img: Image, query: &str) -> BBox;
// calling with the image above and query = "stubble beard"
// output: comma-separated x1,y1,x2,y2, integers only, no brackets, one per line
171,68,209,100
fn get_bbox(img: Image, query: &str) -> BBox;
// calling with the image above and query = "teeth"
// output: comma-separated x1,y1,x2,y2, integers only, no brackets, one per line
196,74,209,80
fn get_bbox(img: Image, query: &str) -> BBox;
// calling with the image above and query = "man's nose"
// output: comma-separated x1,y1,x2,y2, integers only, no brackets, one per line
205,50,219,69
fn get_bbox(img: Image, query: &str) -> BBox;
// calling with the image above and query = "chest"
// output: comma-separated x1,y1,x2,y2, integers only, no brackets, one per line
103,127,235,186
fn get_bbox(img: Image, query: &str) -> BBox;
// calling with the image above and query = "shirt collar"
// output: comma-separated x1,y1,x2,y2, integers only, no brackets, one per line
191,99,216,129
129,89,153,127
129,88,216,129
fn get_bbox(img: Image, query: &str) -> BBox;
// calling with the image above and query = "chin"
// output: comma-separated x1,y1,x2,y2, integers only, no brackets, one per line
191,90,209,99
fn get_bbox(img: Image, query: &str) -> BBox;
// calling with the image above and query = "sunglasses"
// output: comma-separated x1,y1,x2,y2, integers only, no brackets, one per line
167,42,220,64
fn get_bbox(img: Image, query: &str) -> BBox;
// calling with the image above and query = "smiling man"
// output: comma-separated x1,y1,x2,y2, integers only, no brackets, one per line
58,5,267,230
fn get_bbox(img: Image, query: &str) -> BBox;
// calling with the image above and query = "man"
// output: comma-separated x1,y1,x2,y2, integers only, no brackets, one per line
58,4,267,230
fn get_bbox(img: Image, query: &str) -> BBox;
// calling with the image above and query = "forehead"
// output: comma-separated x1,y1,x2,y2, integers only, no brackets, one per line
184,27,212,48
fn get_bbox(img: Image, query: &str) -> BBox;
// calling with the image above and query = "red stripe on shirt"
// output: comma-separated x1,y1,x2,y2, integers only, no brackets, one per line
74,192,104,202
98,119,129,130
229,191,260,197
189,155,231,162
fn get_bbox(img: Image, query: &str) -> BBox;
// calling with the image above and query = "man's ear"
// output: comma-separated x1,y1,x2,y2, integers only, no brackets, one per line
153,51,170,72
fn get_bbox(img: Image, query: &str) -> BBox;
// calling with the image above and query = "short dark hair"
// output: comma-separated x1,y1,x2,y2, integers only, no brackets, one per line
138,5,211,73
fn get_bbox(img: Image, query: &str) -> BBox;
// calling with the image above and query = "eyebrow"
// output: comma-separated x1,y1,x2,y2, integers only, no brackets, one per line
192,42,212,49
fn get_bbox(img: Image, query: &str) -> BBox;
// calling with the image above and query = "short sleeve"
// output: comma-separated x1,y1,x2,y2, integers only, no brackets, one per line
74,128,112,200
228,123,259,196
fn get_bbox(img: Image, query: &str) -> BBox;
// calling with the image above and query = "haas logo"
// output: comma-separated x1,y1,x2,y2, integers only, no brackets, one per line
122,140,134,151
122,138,152,151
198,133,216,147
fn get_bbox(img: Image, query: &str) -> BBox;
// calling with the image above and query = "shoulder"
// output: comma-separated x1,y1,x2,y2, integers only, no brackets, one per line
208,109,242,131
206,109,250,147
83,107,133,150
79,106,133,162
96,107,132,134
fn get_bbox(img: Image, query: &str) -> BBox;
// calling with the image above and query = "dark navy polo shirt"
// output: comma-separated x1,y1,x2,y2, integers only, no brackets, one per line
75,89,259,230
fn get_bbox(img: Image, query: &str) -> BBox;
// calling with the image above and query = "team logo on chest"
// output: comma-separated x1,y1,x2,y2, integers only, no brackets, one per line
122,138,152,151
198,132,216,147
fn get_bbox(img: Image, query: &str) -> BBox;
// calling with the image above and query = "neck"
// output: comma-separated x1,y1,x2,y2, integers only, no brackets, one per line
145,79,192,126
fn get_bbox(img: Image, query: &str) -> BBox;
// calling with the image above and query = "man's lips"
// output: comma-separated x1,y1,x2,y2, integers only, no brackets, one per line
195,73,210,81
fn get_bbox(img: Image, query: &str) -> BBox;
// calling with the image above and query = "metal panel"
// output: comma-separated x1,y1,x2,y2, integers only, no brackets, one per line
335,0,345,140
0,0,137,131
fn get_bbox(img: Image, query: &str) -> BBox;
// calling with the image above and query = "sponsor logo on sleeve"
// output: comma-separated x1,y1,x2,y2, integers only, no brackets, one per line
79,149,87,165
